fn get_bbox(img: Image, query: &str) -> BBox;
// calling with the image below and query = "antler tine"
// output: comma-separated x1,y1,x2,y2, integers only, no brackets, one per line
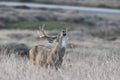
41,24,45,30
38,24,60,43
38,24,46,38
37,30,44,38
40,24,50,38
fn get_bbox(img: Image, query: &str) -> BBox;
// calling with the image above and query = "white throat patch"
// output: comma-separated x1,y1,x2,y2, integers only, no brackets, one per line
61,36,67,48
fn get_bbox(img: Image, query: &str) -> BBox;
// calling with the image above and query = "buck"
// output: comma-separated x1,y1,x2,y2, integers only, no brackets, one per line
29,25,68,70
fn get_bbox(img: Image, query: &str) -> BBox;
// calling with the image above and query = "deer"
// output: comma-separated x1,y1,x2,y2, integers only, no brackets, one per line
29,24,68,70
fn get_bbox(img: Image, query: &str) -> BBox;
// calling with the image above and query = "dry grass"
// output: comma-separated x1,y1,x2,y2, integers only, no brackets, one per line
0,29,120,80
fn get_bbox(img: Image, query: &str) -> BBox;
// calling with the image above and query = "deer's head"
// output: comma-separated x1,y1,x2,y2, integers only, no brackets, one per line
38,24,68,44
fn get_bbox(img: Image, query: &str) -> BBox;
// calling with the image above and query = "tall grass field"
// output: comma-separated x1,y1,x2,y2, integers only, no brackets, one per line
0,30,120,80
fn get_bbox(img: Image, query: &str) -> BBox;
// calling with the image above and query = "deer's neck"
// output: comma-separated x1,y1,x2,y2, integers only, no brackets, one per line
54,36,67,53
61,37,67,48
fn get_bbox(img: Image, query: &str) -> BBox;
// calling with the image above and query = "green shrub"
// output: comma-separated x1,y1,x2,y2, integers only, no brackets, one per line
6,21,82,30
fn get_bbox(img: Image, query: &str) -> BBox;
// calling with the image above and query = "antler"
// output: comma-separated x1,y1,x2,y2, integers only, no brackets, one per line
38,24,58,43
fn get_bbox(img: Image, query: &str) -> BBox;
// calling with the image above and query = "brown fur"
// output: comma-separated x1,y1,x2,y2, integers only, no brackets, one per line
29,29,67,70
29,45,51,66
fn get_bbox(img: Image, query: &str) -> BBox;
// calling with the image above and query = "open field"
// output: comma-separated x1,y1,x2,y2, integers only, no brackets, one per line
0,29,120,80
0,1,120,79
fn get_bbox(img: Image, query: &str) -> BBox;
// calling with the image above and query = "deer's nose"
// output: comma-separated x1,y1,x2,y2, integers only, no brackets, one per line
63,33,66,36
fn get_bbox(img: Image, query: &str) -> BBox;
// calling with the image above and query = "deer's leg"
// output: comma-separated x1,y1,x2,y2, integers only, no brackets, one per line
45,62,49,68
45,58,53,69
55,59,63,70
55,62,59,70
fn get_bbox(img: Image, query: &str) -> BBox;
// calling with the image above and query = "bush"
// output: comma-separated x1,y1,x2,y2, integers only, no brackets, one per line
0,43,30,57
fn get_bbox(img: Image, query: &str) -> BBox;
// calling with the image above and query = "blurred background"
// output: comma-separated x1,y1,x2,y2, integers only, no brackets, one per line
0,0,120,52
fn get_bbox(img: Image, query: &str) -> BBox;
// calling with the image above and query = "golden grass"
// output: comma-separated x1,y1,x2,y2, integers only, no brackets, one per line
0,29,120,80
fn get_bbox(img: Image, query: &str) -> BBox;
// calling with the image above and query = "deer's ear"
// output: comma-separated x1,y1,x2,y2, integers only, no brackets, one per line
47,37,57,43
47,38,54,43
